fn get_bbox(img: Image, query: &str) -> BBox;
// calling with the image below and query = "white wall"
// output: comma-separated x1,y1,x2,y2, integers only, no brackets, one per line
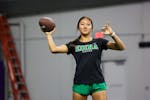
8,1,150,100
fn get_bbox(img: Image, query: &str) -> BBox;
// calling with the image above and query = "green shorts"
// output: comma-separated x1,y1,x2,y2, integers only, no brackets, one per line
73,82,107,96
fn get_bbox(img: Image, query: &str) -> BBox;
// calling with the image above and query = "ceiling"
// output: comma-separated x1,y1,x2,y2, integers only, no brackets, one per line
0,0,149,18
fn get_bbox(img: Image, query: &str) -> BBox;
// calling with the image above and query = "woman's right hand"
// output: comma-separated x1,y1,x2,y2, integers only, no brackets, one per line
45,27,56,36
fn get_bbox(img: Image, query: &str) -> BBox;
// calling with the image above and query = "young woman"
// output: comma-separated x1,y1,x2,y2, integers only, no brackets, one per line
44,16,126,100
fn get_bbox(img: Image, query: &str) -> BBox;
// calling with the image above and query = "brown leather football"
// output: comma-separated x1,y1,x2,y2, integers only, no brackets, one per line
39,17,56,32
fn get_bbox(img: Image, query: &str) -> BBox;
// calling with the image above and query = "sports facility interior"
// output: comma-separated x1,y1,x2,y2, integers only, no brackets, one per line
0,0,150,100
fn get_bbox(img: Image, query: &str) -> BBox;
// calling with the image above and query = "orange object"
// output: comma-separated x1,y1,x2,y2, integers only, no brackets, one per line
0,15,30,100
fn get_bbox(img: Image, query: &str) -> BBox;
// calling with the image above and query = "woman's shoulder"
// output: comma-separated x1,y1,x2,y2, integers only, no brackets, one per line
93,38,103,42
93,38,109,44
94,38,108,41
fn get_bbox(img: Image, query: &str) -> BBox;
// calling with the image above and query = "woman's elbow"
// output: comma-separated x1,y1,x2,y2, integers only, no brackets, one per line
50,48,58,53
119,45,126,51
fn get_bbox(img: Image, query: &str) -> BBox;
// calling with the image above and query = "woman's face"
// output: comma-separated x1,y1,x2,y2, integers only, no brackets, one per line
78,18,93,36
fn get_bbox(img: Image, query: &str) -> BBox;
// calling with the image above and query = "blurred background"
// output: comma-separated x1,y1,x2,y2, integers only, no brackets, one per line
0,0,150,100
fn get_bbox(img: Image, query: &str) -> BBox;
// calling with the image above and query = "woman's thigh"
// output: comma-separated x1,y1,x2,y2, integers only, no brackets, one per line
73,92,88,100
91,90,107,100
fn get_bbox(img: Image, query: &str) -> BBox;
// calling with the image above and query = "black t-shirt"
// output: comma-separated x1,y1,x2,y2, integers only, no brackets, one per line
66,38,108,85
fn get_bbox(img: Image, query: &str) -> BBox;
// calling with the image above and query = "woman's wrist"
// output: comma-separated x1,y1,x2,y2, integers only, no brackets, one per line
110,32,116,37
46,34,53,39
45,33,52,36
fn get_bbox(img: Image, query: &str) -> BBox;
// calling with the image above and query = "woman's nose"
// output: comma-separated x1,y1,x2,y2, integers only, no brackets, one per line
83,25,88,28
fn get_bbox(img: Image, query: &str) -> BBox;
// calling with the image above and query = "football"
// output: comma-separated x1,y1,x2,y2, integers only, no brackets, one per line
39,17,56,32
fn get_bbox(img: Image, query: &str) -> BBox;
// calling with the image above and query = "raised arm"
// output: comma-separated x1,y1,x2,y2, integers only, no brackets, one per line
45,28,68,53
102,24,126,50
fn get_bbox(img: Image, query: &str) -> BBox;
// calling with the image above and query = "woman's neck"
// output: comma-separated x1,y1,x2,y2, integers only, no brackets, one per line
79,35,93,43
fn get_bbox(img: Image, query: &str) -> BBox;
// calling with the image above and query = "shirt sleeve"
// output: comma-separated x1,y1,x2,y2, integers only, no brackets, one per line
66,42,74,54
97,38,109,50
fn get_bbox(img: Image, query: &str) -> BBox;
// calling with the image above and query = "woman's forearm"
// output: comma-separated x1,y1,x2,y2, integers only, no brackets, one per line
46,34,57,53
111,32,126,50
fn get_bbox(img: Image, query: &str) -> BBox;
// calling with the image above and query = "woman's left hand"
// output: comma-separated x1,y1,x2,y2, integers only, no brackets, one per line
101,24,114,35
